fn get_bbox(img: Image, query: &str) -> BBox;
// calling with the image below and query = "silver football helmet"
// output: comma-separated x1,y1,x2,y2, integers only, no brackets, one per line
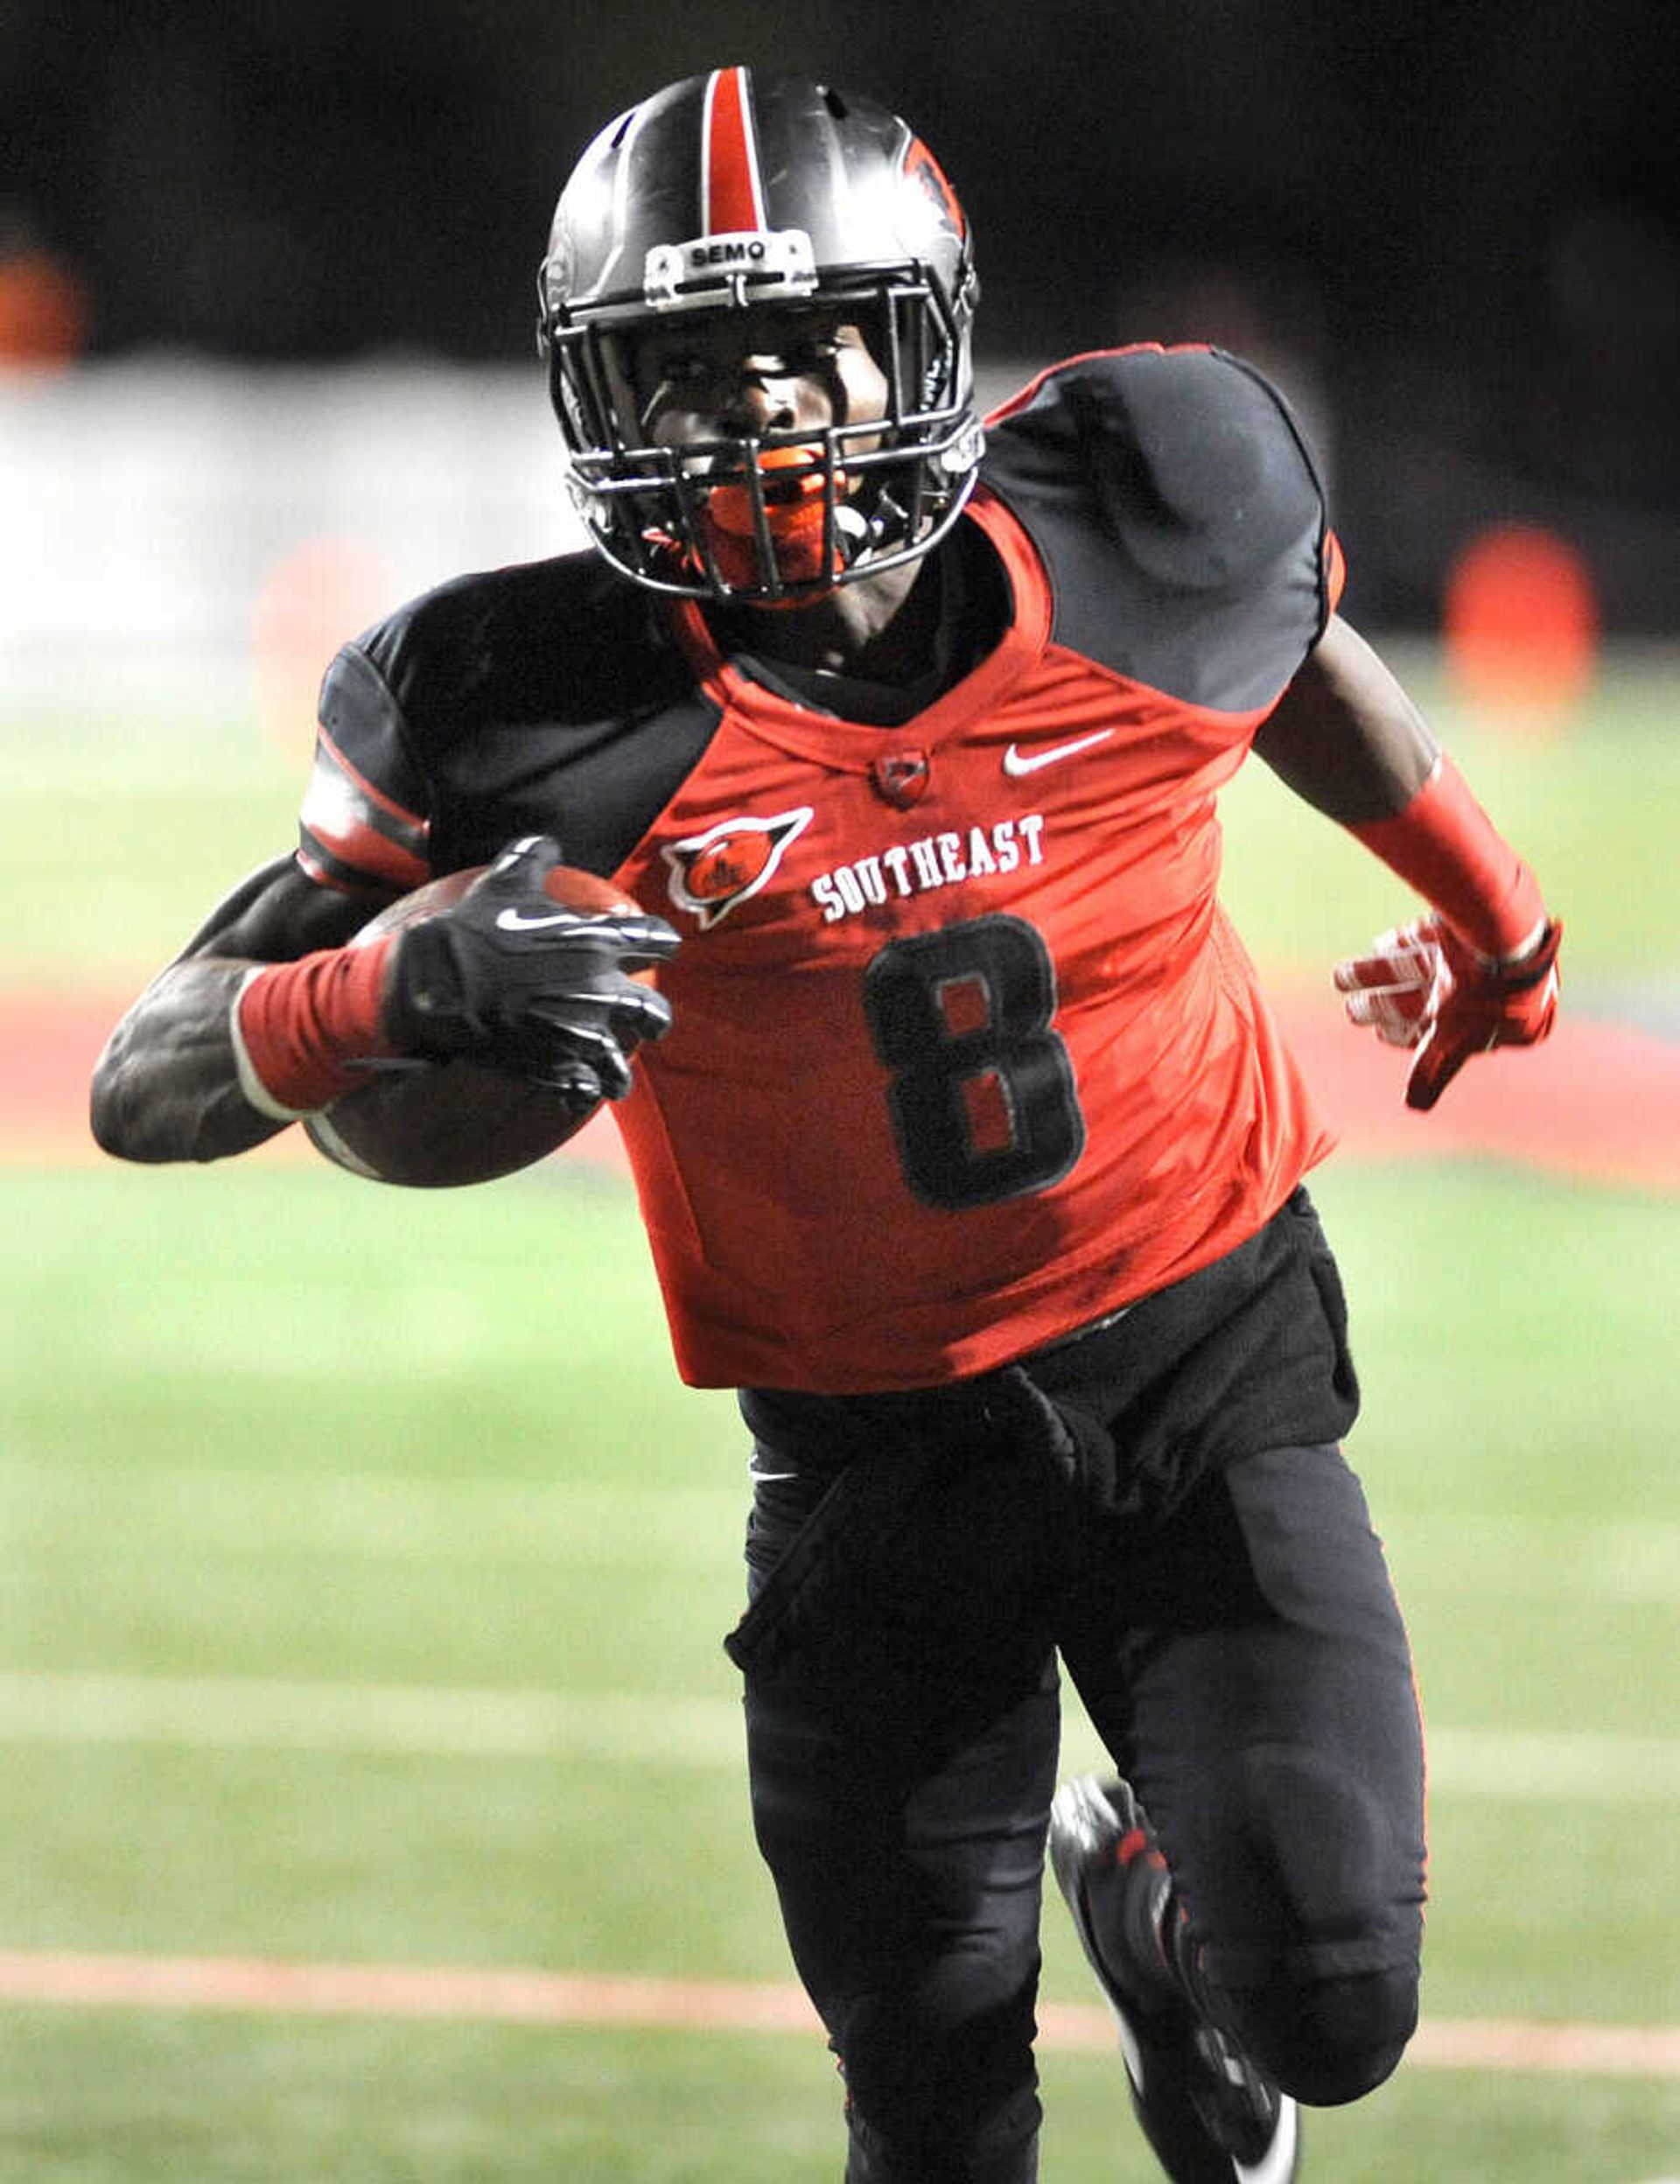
537,67,983,602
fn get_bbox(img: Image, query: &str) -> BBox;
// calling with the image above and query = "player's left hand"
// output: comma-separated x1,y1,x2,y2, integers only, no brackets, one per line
1334,914,1562,1111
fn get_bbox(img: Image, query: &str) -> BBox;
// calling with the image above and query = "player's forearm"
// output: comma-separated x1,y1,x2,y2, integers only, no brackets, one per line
89,959,293,1164
1252,615,1438,823
1258,615,1550,959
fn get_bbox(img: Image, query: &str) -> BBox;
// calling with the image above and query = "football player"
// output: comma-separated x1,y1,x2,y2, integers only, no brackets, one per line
92,68,1561,2184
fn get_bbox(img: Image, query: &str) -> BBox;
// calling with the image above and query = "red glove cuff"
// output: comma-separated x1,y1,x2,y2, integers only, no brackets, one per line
234,936,398,1116
1348,753,1547,961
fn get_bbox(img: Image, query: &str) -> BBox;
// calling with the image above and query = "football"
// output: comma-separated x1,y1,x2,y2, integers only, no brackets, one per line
304,862,643,1188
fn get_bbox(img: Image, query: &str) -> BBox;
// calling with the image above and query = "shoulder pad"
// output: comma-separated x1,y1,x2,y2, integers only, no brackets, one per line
983,346,1334,709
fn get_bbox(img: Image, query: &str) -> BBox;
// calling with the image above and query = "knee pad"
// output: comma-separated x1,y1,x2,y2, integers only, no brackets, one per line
1228,1740,1422,1938
1182,1740,1423,1974
1239,1965,1418,2106
1179,1741,1423,2103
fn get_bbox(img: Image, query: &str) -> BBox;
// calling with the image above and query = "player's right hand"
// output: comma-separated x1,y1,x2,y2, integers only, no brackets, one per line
1334,913,1561,1112
382,836,680,1109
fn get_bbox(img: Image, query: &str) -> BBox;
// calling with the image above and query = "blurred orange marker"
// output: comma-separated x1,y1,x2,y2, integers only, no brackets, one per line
253,537,393,758
1442,522,1597,734
0,246,88,368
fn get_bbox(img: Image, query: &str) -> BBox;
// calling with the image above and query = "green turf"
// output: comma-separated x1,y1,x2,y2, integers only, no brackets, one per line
0,2011,1674,2183
2,1158,1677,2177
3,1159,737,1481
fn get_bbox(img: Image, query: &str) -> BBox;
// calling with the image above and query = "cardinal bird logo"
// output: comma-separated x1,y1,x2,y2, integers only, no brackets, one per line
662,807,813,929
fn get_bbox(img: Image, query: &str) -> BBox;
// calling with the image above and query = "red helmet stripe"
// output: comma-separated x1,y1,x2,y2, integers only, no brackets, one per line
701,66,766,234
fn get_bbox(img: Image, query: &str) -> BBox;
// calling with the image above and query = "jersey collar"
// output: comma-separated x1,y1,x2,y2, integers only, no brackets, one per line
662,485,1051,772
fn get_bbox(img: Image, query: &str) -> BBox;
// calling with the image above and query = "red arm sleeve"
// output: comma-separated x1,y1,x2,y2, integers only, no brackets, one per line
1348,752,1549,960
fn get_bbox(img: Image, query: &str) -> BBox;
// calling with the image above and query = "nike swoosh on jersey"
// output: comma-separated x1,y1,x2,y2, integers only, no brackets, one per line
1002,729,1114,775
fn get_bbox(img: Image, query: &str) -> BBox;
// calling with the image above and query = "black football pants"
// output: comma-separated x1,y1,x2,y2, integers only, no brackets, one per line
736,1432,1426,2183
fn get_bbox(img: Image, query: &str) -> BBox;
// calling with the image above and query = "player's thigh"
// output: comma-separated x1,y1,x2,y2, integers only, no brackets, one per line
744,1648,1059,2009
742,1596,1058,2160
737,1438,1062,2087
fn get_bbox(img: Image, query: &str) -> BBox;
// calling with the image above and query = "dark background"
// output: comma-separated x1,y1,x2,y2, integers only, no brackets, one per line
6,0,1676,628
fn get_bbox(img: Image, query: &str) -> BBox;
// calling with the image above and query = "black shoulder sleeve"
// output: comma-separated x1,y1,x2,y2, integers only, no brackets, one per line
982,346,1334,710
301,554,719,890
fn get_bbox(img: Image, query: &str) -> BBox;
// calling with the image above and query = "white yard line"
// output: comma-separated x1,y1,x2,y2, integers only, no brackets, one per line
0,1670,745,1766
1380,1512,1680,1606
0,1948,1675,2079
1,1670,1678,1802
1423,1726,1680,1802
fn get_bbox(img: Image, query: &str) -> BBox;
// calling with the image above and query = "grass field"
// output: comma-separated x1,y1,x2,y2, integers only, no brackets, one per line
3,657,1678,2179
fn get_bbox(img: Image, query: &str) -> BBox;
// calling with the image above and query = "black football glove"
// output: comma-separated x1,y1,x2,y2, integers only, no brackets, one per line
382,836,680,1112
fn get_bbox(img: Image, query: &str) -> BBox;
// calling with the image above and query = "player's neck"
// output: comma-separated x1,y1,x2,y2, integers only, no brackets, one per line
719,554,934,682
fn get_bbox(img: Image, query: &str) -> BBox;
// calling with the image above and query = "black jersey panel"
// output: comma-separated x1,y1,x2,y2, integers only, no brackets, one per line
316,643,430,819
318,553,723,884
981,348,1331,711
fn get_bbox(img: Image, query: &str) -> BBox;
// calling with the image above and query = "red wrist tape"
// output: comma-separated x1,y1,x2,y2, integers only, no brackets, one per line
1349,753,1547,960
235,935,398,1115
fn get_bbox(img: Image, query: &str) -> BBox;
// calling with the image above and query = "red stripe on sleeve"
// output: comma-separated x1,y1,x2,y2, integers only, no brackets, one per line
299,731,430,892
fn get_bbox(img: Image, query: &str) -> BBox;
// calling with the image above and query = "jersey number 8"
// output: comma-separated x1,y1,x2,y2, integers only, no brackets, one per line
863,915,1086,1211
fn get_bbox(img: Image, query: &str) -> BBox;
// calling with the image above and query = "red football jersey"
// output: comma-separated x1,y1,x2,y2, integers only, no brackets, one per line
293,346,1343,1395
611,483,1335,1390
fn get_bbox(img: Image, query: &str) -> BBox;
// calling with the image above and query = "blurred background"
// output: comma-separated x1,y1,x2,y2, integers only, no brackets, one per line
3,0,1677,707
4,6,1678,2179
